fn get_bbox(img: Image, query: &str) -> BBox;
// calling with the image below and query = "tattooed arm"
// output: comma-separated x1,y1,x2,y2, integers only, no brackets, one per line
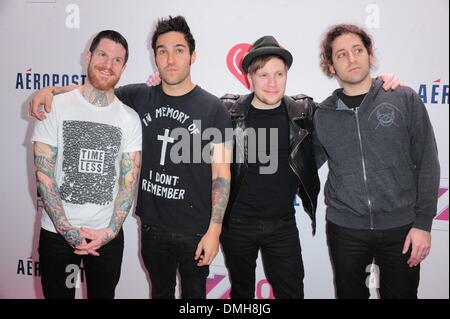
195,142,231,266
76,151,142,255
34,142,83,247
110,151,142,234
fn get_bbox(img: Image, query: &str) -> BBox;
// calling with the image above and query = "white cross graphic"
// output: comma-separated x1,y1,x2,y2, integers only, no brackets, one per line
157,129,175,166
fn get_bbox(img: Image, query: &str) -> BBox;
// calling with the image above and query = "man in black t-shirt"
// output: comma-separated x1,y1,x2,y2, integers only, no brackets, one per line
119,16,232,299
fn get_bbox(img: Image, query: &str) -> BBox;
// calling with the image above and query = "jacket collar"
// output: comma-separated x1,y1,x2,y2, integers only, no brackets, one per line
283,95,307,120
320,78,383,110
230,93,302,120
229,93,254,119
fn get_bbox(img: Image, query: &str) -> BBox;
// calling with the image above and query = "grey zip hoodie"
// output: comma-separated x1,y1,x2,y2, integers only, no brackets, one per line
313,79,440,231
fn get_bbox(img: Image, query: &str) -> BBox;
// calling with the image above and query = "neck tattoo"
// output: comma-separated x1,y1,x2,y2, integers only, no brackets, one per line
85,88,108,107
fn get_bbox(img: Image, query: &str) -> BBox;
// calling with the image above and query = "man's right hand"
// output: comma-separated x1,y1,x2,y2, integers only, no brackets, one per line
146,71,161,87
28,86,56,120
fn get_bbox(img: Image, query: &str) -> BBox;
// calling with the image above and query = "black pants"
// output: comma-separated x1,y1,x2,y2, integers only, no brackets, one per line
141,224,210,299
38,228,124,299
221,215,304,299
326,221,420,299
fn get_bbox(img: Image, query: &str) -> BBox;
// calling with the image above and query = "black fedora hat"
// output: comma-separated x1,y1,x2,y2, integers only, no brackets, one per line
241,35,293,73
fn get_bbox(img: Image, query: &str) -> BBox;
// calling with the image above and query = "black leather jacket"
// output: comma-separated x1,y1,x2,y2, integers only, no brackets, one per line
221,93,320,234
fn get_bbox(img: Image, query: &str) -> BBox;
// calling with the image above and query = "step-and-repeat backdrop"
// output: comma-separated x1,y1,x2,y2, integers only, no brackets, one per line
0,0,448,298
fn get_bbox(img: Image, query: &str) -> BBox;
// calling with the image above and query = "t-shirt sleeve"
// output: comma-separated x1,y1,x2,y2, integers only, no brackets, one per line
31,100,58,147
115,84,147,111
210,101,232,144
123,111,143,153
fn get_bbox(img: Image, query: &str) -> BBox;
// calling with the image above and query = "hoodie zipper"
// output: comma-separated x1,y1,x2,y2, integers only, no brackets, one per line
354,107,374,230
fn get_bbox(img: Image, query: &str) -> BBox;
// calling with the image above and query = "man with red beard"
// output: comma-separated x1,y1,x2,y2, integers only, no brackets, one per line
31,30,142,299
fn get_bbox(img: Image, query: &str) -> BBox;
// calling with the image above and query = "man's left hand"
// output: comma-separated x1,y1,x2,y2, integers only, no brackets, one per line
194,232,220,267
378,73,401,91
402,227,431,267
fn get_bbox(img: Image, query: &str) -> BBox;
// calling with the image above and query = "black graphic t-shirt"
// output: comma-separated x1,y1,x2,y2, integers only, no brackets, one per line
116,84,232,233
232,102,298,219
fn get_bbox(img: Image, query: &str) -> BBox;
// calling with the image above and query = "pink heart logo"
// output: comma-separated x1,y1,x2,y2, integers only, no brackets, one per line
226,43,251,89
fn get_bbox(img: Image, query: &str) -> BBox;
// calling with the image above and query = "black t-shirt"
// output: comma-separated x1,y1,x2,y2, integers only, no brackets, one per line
337,90,367,109
232,101,298,219
115,84,232,233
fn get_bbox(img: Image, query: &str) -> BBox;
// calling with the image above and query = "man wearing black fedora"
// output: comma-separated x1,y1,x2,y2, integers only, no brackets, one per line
219,35,319,299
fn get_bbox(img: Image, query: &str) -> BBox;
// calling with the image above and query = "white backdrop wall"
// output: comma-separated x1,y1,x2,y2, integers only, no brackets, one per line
0,0,448,299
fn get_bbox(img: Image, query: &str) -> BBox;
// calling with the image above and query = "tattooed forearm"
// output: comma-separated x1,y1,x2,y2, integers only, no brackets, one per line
51,85,80,96
109,152,141,237
51,87,66,96
211,177,230,224
34,142,82,247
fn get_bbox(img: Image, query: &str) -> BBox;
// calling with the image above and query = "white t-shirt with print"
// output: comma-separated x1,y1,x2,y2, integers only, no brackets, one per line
31,89,142,233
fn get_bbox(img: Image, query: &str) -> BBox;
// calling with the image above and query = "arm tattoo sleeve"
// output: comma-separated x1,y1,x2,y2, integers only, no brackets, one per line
34,142,82,247
211,177,230,224
108,152,141,241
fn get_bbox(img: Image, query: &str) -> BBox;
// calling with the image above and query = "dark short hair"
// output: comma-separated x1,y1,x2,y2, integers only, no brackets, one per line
247,55,288,75
151,15,195,55
319,24,373,78
89,30,129,63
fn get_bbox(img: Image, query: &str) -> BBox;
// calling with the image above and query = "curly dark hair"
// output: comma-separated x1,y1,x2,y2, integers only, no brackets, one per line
319,24,374,78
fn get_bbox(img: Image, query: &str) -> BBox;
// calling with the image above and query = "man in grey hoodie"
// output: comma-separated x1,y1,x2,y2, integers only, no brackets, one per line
314,24,440,299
